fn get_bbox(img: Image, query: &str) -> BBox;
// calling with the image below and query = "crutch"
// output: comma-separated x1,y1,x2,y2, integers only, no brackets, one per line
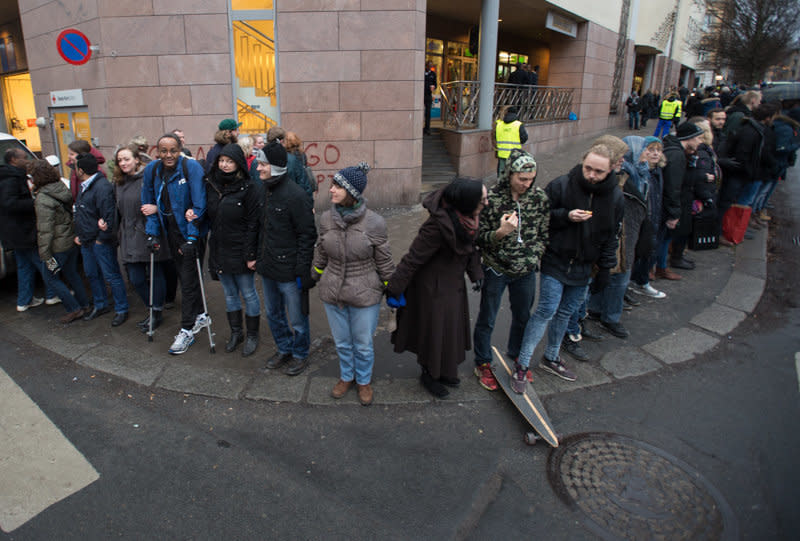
147,251,155,342
195,256,216,353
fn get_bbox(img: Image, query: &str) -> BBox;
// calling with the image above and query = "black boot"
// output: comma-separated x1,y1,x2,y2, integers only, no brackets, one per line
137,310,164,334
225,310,244,353
242,315,260,357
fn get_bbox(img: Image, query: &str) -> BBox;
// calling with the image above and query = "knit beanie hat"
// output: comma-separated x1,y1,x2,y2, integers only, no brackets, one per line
506,148,537,174
264,141,287,167
76,153,98,175
676,122,704,141
643,136,661,148
333,162,370,200
253,149,267,164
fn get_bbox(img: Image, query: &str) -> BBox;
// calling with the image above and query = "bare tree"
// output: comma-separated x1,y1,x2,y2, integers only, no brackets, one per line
695,0,800,84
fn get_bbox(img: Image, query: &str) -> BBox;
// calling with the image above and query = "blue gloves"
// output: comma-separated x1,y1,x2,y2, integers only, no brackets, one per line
386,293,406,308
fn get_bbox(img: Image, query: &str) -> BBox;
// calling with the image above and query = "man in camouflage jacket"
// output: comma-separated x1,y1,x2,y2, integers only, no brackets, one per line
473,148,549,391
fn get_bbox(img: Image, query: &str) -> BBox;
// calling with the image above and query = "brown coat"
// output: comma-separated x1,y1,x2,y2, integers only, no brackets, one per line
312,203,395,307
387,189,483,379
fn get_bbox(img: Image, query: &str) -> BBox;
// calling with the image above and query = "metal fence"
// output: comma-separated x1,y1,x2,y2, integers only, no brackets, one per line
439,82,576,130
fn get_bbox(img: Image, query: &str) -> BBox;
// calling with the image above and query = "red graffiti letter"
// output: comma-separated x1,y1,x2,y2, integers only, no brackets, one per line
323,144,340,165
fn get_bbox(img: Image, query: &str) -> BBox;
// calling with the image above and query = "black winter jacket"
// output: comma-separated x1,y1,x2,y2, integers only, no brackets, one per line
255,174,317,282
687,144,719,204
661,135,689,224
0,164,37,250
540,165,624,286
74,172,117,245
206,174,262,276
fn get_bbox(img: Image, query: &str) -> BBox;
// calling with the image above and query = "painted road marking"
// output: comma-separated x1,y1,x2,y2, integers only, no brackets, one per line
0,367,99,532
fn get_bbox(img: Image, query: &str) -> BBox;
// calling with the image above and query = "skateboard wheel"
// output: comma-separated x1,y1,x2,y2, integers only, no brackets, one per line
524,432,539,445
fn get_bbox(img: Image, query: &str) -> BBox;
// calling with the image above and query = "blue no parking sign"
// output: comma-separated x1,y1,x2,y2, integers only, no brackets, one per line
56,29,92,65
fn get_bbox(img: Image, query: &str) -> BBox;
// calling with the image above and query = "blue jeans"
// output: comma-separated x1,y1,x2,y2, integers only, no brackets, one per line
324,302,380,385
588,270,631,324
752,180,777,212
219,272,260,316
628,110,640,129
656,226,672,269
13,248,44,306
566,287,589,337
81,242,129,314
126,261,166,310
518,273,589,367
42,247,90,313
736,181,762,207
473,267,537,365
653,119,672,138
260,276,309,359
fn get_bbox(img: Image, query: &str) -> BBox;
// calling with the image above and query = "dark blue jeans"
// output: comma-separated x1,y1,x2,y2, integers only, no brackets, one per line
126,261,166,310
42,246,90,313
81,242,129,314
13,248,44,306
473,267,537,365
588,270,631,324
628,110,640,129
260,275,309,359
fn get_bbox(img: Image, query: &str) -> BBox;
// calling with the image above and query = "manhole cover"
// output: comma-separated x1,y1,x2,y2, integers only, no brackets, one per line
547,432,737,541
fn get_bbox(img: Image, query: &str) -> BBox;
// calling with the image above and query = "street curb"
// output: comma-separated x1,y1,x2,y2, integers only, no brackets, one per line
2,222,768,406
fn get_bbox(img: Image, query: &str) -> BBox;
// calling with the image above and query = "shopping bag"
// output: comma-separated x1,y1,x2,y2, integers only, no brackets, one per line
721,204,751,245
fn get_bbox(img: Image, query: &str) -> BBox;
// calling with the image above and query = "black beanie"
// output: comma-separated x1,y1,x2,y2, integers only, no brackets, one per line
76,153,98,175
265,141,287,168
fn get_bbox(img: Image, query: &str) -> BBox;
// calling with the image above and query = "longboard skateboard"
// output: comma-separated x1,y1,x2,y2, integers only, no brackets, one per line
491,346,559,447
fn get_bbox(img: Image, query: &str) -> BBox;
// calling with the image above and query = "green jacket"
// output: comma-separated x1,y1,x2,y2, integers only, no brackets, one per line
35,181,75,261
477,175,549,278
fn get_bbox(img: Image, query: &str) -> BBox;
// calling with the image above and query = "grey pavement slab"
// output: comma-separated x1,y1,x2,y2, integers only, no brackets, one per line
6,318,99,361
156,363,253,400
690,302,748,337
75,344,166,387
715,271,766,313
599,346,663,379
735,226,768,261
307,376,435,405
533,359,612,394
245,372,307,403
643,327,720,365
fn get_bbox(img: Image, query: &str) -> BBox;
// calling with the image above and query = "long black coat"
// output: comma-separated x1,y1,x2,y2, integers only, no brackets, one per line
0,164,36,250
206,173,262,276
387,188,483,379
662,135,694,236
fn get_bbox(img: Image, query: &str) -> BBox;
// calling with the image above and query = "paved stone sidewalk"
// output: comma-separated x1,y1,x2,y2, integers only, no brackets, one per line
0,127,768,406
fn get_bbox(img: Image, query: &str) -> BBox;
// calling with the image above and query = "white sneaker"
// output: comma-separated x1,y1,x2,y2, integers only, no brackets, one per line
17,297,44,312
630,283,666,299
46,296,62,305
191,312,212,334
168,329,195,355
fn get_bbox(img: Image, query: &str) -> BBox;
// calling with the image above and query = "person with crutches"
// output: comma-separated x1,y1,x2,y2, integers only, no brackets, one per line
141,133,209,355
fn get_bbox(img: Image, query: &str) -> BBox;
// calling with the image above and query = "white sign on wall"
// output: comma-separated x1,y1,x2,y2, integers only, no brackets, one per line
546,11,578,38
49,89,85,108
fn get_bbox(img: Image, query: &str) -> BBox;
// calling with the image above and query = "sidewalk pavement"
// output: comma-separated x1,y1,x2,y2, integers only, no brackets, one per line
0,127,768,406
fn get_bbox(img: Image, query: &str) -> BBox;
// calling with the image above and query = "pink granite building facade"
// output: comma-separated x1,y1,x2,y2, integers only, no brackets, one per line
15,0,640,206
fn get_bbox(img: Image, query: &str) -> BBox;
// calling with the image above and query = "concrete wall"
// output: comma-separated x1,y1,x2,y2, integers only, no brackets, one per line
550,0,623,33
277,0,425,208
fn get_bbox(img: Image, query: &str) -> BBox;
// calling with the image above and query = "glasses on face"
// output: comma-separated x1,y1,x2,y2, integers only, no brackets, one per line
158,148,181,156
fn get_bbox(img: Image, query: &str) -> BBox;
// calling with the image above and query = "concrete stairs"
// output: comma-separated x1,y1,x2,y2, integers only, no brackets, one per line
421,129,457,196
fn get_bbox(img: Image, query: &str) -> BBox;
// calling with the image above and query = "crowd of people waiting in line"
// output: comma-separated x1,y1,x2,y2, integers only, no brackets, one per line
1,86,798,404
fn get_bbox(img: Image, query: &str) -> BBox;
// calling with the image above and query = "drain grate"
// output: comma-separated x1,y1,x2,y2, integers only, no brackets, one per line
547,432,737,541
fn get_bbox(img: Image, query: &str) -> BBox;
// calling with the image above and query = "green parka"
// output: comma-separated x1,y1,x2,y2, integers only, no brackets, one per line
35,181,75,261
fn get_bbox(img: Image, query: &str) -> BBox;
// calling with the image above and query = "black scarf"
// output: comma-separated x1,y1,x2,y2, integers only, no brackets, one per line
562,164,618,238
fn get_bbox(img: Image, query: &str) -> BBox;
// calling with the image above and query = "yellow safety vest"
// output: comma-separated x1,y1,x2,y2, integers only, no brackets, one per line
495,120,522,159
659,99,682,120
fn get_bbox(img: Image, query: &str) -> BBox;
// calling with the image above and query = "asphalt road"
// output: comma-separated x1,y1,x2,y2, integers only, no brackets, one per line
1,184,799,540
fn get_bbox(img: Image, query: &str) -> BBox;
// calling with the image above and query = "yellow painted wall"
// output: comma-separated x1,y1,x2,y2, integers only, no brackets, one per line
1,73,40,152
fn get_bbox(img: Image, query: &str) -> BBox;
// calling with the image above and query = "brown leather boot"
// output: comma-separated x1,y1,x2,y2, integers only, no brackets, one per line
331,379,353,399
655,267,682,280
357,383,374,406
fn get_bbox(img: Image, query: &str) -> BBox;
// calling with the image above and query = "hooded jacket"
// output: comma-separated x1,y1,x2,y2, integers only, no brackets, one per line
142,155,208,241
34,181,75,261
206,144,262,276
0,163,37,250
540,165,624,286
476,165,549,278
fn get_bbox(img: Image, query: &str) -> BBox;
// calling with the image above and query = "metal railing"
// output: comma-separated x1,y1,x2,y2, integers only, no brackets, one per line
439,82,576,130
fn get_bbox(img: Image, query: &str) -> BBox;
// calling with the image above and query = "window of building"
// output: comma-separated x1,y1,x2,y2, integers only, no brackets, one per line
230,2,278,134
497,51,528,82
